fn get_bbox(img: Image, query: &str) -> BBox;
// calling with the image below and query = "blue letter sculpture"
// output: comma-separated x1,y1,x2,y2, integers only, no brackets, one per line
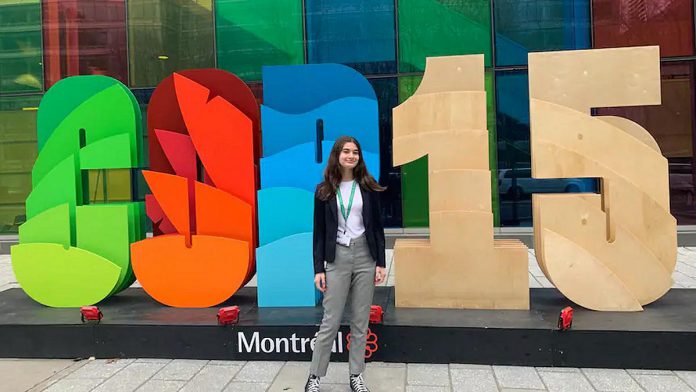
256,64,380,307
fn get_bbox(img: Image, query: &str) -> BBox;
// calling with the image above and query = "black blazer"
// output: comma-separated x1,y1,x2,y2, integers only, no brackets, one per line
313,185,386,274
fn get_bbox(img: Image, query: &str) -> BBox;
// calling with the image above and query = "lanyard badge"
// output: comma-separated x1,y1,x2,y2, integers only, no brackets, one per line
337,181,357,235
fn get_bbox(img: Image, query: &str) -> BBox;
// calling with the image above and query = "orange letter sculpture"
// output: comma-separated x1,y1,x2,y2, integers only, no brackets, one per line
392,55,529,309
131,70,259,307
529,47,677,311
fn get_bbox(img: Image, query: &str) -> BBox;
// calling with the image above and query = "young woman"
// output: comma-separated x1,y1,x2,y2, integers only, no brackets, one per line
305,136,386,392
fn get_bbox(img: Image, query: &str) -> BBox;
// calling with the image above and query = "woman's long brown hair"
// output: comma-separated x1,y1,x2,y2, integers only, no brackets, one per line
316,136,385,201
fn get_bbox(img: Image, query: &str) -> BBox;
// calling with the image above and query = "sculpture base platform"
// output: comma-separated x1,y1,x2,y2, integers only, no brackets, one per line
1,287,695,370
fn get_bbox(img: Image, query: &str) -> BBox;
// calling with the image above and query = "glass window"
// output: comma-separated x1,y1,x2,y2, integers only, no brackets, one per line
86,169,133,204
128,0,215,88
0,95,41,234
131,88,153,167
486,71,500,226
247,82,264,106
215,0,304,82
496,71,597,226
398,0,493,72
596,61,696,224
496,71,531,227
42,0,128,88
306,0,396,75
592,0,694,58
494,0,591,66
398,76,428,227
0,0,43,94
132,88,153,204
369,77,401,227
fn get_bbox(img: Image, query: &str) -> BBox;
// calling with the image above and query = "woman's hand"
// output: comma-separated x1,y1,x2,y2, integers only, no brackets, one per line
374,266,386,285
314,273,327,292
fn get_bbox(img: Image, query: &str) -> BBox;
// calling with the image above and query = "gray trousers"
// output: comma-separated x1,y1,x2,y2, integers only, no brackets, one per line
309,235,376,377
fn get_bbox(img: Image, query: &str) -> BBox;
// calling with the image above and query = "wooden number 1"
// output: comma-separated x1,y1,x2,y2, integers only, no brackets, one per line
392,55,530,309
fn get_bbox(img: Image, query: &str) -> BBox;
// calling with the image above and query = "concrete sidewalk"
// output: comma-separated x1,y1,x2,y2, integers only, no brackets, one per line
5,358,696,392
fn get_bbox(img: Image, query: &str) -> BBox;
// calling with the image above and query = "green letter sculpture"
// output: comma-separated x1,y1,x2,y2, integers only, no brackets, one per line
10,76,144,307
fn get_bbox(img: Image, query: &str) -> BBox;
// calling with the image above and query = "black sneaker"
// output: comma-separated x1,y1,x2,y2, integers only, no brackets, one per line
349,373,371,392
305,374,320,392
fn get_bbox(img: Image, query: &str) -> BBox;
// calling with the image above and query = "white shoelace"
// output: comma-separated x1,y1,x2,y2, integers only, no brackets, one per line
305,376,320,392
350,373,370,392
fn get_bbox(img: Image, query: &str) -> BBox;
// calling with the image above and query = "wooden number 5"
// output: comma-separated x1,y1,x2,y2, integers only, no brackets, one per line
529,47,676,311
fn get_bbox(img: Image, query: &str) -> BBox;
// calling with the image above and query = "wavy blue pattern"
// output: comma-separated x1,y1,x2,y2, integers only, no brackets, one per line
262,64,377,114
261,97,379,156
256,232,320,307
258,188,314,246
260,141,380,193
257,63,381,307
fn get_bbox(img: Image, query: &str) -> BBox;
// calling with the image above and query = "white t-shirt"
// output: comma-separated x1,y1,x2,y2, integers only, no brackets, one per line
336,180,365,246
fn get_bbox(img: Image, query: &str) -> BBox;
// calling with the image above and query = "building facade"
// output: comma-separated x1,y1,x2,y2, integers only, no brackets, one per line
1,0,695,233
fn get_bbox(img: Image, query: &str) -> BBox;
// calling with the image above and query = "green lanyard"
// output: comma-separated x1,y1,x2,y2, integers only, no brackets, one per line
337,181,358,224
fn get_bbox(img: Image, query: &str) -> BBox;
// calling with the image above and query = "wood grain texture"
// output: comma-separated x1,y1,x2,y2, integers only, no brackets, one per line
392,55,529,309
529,47,677,311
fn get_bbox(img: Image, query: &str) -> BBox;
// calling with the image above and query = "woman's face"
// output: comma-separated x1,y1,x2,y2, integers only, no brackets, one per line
338,142,360,171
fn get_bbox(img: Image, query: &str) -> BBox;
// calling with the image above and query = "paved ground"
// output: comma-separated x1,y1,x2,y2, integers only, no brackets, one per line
4,358,696,392
3,250,696,391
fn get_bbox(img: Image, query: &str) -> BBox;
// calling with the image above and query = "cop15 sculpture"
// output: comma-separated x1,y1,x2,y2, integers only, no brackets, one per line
11,47,677,312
